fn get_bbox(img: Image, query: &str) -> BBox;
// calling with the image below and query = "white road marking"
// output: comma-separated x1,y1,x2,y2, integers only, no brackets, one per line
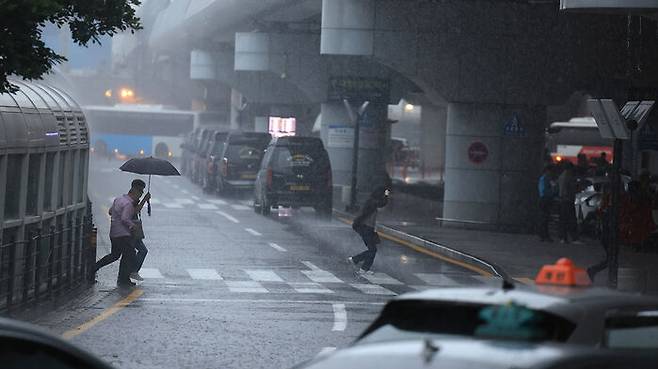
245,228,262,236
361,272,404,285
191,196,200,201
140,268,164,279
216,211,239,223
332,303,347,331
350,283,397,296
148,198,161,204
198,203,218,210
302,270,343,284
208,199,227,205
225,281,268,293
173,198,194,205
162,203,183,209
268,242,287,252
289,282,334,294
414,273,461,286
245,270,284,282
301,261,321,270
231,204,250,210
187,268,223,280
181,189,190,194
317,347,336,357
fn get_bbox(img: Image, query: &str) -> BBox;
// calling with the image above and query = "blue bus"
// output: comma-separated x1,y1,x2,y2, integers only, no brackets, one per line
83,105,225,159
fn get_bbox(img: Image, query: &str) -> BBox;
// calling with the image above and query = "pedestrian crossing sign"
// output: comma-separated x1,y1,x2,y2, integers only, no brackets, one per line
503,114,526,137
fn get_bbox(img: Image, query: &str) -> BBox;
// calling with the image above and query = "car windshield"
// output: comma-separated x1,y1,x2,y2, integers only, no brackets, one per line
358,300,576,344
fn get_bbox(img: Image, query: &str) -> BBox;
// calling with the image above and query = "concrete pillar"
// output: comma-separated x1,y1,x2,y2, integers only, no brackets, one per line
321,0,375,56
420,105,447,183
443,103,545,229
320,102,390,194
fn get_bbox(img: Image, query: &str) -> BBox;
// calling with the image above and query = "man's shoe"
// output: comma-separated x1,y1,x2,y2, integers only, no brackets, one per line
363,270,375,276
117,280,136,287
130,272,144,281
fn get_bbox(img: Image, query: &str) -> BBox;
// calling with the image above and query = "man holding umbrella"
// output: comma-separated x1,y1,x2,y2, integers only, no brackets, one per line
94,179,150,286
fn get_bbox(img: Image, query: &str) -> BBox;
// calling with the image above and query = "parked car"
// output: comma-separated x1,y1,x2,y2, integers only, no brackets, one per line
202,130,229,193
254,136,332,218
214,132,271,195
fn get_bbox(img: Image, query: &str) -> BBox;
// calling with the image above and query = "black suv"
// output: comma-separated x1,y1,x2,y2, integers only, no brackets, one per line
215,132,272,194
254,136,332,218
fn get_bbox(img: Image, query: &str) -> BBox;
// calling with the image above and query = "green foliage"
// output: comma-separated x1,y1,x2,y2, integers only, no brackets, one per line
0,0,142,93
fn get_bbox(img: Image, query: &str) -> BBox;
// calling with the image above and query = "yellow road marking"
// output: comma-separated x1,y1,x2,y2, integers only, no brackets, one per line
336,216,493,277
63,289,143,340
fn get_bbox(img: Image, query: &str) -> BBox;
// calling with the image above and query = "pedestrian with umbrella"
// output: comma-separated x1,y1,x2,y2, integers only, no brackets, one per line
94,179,150,287
118,156,181,283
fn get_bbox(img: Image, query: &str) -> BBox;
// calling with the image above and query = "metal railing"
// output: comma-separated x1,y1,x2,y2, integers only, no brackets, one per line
0,217,97,312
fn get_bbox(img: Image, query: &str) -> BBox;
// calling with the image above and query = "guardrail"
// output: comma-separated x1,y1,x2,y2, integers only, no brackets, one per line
0,216,97,312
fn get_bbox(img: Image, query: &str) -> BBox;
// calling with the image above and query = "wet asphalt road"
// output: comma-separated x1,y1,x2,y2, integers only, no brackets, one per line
22,157,497,369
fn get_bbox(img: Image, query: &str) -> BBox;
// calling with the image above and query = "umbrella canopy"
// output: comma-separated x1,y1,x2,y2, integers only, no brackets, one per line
119,157,180,176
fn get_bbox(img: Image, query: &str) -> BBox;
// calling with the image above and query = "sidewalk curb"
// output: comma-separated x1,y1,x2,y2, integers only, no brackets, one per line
333,208,510,280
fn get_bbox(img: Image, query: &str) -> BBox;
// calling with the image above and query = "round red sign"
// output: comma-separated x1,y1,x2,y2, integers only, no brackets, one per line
468,141,489,164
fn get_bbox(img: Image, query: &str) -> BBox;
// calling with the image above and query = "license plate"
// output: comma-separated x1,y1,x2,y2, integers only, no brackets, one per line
240,173,257,179
290,185,310,191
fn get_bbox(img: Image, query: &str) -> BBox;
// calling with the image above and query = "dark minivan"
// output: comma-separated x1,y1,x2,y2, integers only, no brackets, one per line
254,136,332,218
215,132,272,194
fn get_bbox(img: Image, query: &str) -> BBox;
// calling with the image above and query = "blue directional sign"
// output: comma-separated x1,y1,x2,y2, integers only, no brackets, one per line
503,113,525,137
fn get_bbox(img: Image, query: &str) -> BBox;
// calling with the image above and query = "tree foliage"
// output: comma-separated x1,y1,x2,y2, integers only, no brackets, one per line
0,0,142,93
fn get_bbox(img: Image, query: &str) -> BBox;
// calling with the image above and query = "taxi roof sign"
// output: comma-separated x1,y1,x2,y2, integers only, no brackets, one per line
535,258,592,287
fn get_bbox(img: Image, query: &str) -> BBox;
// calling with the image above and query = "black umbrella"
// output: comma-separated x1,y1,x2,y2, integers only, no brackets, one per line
119,156,181,215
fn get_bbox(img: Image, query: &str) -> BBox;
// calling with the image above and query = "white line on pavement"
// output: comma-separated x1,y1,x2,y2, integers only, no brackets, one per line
197,203,218,210
216,211,239,223
245,228,262,236
191,196,200,201
231,204,250,210
162,203,183,209
332,303,347,331
268,242,287,252
289,282,334,294
225,281,268,293
361,272,404,285
318,347,336,357
349,283,397,296
181,189,190,194
245,270,284,282
208,199,227,205
187,268,223,280
302,270,343,284
174,198,194,204
139,268,165,279
301,261,321,270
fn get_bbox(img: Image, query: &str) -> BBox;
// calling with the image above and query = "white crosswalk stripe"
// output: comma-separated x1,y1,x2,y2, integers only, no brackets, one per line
197,203,218,210
187,268,223,280
149,198,161,204
349,283,397,295
414,273,461,286
268,242,287,252
225,281,268,293
245,228,262,236
289,282,334,294
208,199,227,205
231,204,250,210
140,268,165,279
173,198,194,205
162,203,183,209
302,270,343,284
245,270,284,282
361,272,404,285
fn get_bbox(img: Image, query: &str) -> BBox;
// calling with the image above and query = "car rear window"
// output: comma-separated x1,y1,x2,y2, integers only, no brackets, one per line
225,143,264,162
358,300,576,344
604,311,658,349
271,144,329,175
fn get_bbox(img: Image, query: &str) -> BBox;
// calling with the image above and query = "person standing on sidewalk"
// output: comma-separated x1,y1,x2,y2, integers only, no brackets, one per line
94,179,149,286
347,186,390,275
538,165,556,242
558,162,582,244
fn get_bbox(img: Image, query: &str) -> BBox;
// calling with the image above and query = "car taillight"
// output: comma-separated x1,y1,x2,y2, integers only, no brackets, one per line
266,167,273,188
222,158,228,176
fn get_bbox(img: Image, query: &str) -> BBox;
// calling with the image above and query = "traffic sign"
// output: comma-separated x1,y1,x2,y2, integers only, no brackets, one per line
468,142,489,164
503,113,525,137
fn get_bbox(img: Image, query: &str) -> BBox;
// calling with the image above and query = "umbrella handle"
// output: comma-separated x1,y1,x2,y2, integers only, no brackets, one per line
147,200,151,216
